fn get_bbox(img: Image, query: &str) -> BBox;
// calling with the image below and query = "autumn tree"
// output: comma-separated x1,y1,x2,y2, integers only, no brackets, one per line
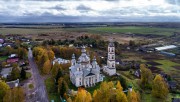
52,62,60,78
93,81,128,102
75,88,92,102
42,59,51,74
140,64,153,88
58,77,68,97
0,80,10,102
47,50,55,61
127,89,139,102
116,90,128,102
3,87,25,102
116,81,123,91
152,74,169,99
67,97,72,102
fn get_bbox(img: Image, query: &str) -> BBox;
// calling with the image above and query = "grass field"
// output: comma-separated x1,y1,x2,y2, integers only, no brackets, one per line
0,56,8,61
84,26,180,36
154,60,180,74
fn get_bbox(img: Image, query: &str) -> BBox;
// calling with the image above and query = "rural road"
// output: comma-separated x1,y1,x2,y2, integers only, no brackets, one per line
28,48,49,102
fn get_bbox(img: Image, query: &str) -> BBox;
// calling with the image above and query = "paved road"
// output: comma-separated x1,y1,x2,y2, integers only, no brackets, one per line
28,48,49,102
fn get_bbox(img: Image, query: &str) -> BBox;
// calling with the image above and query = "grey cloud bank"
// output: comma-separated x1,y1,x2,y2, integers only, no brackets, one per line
0,0,179,22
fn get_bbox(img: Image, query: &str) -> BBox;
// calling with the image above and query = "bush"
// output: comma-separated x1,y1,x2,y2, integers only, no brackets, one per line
28,84,34,89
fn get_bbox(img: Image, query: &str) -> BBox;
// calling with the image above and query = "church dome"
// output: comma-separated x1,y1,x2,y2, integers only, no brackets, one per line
78,46,90,63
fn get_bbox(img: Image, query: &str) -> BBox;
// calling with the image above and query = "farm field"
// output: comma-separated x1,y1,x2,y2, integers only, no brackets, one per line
83,26,180,36
1,26,180,37
0,28,63,35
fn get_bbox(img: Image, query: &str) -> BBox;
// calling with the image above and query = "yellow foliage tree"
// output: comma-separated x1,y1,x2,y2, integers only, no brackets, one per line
3,87,25,102
152,74,169,99
47,50,55,61
52,62,60,78
116,90,128,102
0,81,10,102
42,59,51,74
75,88,92,102
140,64,153,88
116,81,123,91
127,89,139,102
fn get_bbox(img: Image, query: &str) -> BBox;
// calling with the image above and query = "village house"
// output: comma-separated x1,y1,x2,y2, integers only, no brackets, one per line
0,67,13,78
6,79,19,88
53,58,70,65
6,54,19,63
134,69,141,78
0,38,4,47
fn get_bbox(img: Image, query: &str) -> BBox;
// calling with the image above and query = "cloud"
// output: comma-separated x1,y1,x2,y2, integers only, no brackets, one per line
76,4,92,11
49,5,66,10
0,0,179,22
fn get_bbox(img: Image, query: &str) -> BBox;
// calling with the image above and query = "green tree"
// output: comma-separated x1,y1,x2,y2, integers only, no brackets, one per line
0,80,10,102
152,74,169,99
11,67,20,80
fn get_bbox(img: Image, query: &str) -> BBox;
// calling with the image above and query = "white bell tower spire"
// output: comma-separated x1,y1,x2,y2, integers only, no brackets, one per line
104,38,116,76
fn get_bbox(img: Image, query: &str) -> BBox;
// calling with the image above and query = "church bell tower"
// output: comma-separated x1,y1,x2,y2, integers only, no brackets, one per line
107,39,116,75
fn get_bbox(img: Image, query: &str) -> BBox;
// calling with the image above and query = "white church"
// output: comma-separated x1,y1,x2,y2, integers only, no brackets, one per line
69,40,116,87
69,46,103,87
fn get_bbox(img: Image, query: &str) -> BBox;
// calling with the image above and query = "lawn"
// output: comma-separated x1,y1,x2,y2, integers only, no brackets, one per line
154,60,180,74
84,26,180,36
26,72,32,79
117,71,141,91
141,92,172,102
0,56,8,61
45,77,60,102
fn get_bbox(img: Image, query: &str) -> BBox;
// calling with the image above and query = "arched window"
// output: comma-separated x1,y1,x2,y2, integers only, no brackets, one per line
112,64,114,67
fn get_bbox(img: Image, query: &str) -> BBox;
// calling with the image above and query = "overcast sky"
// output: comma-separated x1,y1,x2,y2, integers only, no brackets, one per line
0,0,179,22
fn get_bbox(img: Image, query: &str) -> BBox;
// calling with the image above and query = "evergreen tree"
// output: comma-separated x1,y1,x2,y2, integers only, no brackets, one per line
20,67,26,79
55,68,63,84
